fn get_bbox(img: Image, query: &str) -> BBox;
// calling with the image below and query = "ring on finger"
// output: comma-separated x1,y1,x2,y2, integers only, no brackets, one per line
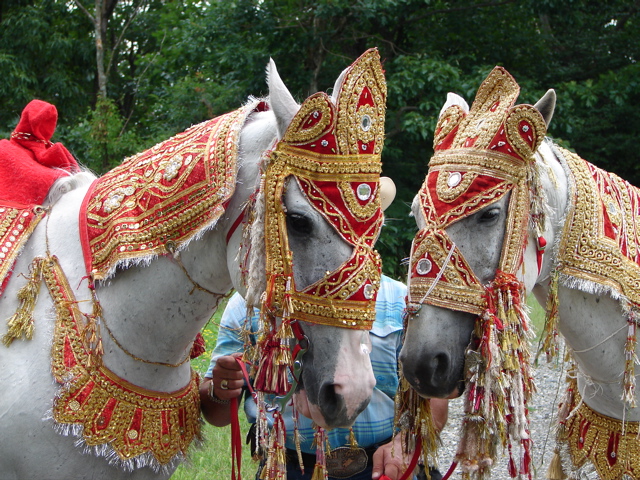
220,379,229,390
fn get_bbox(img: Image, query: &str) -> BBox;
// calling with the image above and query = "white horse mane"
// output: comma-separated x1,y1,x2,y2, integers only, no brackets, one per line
44,170,96,206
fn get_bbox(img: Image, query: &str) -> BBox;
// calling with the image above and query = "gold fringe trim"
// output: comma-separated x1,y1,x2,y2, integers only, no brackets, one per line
2,256,44,346
394,377,439,469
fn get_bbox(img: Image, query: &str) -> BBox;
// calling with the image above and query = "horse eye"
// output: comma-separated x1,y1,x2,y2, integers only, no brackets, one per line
478,207,500,223
287,212,313,235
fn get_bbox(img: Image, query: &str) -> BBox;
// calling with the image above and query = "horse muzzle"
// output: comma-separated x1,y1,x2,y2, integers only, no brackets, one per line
399,347,465,399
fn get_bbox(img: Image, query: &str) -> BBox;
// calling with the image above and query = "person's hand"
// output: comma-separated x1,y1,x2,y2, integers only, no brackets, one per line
372,434,414,480
210,352,244,401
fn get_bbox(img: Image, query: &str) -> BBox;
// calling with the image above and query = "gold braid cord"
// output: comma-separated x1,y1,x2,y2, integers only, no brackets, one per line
44,255,201,469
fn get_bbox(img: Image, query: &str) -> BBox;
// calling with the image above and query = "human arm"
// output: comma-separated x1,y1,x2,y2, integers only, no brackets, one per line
199,352,244,427
371,397,449,480
199,292,255,427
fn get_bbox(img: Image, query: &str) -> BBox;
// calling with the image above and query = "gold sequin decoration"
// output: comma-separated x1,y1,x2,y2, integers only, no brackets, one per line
335,50,386,156
282,94,333,146
0,205,45,292
337,181,380,219
433,105,465,148
83,102,257,280
557,147,640,306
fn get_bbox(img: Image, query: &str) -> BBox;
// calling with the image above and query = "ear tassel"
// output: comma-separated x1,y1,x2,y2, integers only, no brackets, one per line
2,256,44,346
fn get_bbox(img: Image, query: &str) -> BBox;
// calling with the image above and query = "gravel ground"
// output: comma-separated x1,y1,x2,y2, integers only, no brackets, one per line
434,356,569,479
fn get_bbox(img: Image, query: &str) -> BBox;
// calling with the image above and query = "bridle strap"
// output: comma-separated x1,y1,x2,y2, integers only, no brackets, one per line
230,356,257,480
394,436,422,480
226,210,245,244
230,396,242,480
391,436,458,480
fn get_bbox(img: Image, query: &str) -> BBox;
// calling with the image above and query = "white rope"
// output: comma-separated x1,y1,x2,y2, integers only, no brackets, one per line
571,323,627,354
408,239,457,306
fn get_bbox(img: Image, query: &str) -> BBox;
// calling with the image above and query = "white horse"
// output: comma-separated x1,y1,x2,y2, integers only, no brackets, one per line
399,66,640,479
0,51,389,480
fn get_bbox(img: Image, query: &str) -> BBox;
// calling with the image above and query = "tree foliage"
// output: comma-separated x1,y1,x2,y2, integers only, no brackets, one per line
1,0,639,278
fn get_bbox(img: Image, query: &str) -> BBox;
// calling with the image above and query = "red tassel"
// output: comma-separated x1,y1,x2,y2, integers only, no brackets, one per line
190,332,206,359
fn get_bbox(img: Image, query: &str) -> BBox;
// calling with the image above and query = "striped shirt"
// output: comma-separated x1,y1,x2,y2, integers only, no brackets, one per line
206,275,406,453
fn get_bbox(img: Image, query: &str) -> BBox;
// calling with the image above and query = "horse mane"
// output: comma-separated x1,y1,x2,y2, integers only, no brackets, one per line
44,170,96,206
243,147,270,309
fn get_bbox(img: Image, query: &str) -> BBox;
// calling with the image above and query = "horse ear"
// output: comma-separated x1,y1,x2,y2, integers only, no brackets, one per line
439,92,469,118
267,58,299,139
534,89,556,127
330,68,349,104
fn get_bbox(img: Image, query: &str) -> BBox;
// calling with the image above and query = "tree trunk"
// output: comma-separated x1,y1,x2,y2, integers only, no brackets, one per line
95,0,107,98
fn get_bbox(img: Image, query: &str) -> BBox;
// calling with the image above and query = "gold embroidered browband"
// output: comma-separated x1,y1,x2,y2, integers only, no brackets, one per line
80,101,259,280
45,254,200,467
409,67,547,314
262,48,386,330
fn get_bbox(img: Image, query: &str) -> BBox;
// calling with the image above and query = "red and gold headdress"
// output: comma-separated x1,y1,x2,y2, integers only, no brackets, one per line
408,66,547,314
250,48,386,397
401,67,547,479
243,48,386,480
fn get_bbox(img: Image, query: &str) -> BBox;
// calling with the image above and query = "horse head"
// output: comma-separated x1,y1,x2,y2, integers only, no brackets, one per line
0,50,391,479
397,67,557,476
400,69,555,400
236,49,391,429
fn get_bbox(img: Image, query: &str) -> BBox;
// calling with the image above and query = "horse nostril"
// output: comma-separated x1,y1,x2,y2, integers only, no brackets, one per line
319,382,340,411
430,352,451,385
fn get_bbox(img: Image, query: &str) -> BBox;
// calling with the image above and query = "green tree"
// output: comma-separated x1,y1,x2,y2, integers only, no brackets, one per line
2,0,639,277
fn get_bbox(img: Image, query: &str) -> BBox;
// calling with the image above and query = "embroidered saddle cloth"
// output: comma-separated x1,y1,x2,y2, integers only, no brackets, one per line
80,102,259,280
557,146,640,309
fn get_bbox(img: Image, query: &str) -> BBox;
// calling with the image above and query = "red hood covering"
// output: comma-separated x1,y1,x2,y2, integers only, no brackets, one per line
0,99,80,206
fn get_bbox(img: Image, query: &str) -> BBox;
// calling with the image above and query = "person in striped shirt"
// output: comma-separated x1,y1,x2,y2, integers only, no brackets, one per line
200,275,448,480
